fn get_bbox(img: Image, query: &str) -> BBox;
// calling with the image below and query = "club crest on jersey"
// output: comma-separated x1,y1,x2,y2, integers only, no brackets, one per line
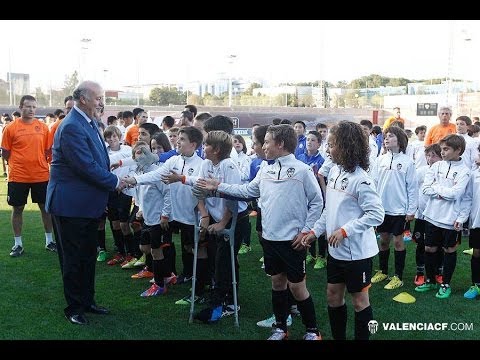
341,178,349,190
397,163,402,171
188,168,194,175
35,126,41,132
452,172,457,179
286,168,295,177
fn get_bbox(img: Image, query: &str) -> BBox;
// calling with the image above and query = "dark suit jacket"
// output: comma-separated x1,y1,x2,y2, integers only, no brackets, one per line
46,107,118,218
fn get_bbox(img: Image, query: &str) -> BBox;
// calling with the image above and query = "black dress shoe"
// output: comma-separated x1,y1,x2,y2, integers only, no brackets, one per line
86,304,109,315
65,314,88,325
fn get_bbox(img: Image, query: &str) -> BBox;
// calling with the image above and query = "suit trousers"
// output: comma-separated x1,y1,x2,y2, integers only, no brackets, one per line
53,215,99,316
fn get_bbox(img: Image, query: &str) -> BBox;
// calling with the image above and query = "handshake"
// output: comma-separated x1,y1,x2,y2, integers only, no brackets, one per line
116,176,137,191
192,178,221,200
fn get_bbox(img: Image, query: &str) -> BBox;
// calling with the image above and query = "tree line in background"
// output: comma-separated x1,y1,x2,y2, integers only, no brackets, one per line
0,72,448,108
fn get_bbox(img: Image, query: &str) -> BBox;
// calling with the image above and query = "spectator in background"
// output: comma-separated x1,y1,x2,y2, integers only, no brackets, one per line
468,124,480,138
184,104,198,118
293,120,307,158
11,111,21,120
424,105,456,146
280,119,292,125
383,107,405,131
371,125,383,156
161,115,175,131
1,113,12,177
1,95,54,257
177,109,194,127
272,118,282,125
107,115,118,126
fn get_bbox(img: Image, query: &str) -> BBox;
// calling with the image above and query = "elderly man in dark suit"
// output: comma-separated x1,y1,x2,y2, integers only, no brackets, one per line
46,80,123,325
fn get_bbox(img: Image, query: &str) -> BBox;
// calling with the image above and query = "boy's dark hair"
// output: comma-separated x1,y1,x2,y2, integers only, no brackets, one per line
117,111,123,119
474,121,480,127
253,125,269,145
162,116,175,128
132,107,145,118
384,126,409,153
468,124,480,137
252,123,260,127
424,143,441,158
151,132,172,152
19,95,36,107
107,116,117,125
45,113,55,118
307,130,322,143
316,123,328,130
64,95,73,105
205,131,233,160
329,121,370,172
181,110,194,122
389,120,404,129
184,104,198,118
139,122,160,137
415,125,427,134
233,134,247,153
456,115,472,126
294,120,306,129
194,112,212,122
359,119,373,130
122,110,134,119
439,134,466,156
12,111,21,117
371,125,382,136
59,114,66,120
54,109,64,117
203,115,234,134
178,126,204,149
272,118,282,125
280,119,292,125
267,125,297,154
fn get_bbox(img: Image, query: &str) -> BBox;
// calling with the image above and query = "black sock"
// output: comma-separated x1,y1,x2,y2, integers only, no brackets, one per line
472,255,480,284
394,249,406,280
436,250,444,275
195,258,208,297
297,295,318,335
133,231,142,258
97,229,106,251
145,253,153,271
442,251,457,285
152,259,163,286
328,304,347,340
415,244,425,272
379,249,390,274
424,251,437,283
123,233,134,256
272,289,289,333
355,305,373,340
112,229,125,255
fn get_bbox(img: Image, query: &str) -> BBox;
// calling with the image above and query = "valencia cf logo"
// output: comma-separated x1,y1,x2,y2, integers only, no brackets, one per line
188,168,194,175
397,163,402,171
35,126,41,132
286,168,295,178
341,178,349,190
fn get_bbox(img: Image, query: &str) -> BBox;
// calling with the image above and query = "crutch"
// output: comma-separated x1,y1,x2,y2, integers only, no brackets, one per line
188,204,200,324
222,200,239,327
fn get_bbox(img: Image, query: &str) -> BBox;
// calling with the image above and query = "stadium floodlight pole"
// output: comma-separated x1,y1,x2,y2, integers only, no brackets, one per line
228,54,237,107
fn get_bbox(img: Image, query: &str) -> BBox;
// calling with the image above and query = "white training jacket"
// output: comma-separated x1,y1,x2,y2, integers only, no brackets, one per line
134,153,204,225
217,153,323,241
371,151,417,216
467,164,480,229
422,159,471,229
197,158,247,223
312,165,384,261
414,165,429,219
108,144,135,197
135,163,171,226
